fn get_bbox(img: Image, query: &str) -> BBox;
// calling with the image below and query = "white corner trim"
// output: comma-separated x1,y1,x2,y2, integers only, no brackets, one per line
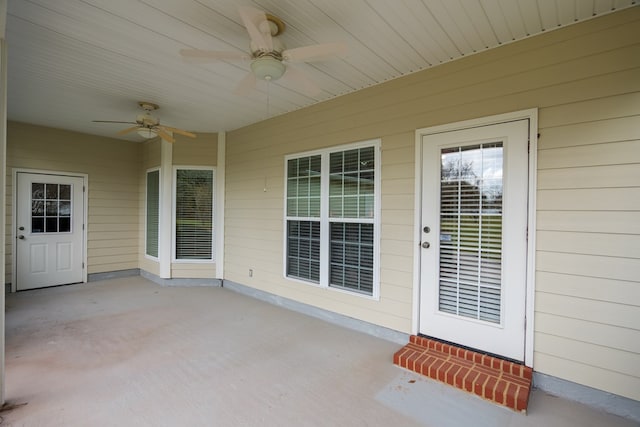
159,140,173,278
215,132,226,279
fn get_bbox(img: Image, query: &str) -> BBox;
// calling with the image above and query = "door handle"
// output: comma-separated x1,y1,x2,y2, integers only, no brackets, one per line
422,241,430,249
18,235,25,240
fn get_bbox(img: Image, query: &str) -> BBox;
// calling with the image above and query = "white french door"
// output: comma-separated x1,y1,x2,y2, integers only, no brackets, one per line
16,172,85,291
419,120,529,361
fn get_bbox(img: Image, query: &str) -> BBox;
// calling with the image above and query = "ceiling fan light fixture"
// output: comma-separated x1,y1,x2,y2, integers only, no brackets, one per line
251,56,285,81
137,127,157,139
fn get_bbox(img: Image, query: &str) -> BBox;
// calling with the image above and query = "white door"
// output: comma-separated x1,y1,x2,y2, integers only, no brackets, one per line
16,172,85,290
419,120,529,361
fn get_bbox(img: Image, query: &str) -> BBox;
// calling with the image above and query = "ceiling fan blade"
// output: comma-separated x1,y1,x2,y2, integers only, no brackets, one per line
281,65,322,97
156,128,176,143
282,42,348,63
117,126,141,136
179,49,249,62
233,72,257,96
159,125,197,138
93,120,137,124
238,6,273,52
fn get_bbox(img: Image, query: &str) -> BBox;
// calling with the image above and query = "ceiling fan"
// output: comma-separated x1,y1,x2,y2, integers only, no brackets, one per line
179,6,348,96
93,102,197,143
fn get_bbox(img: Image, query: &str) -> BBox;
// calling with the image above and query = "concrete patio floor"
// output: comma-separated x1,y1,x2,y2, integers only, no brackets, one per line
2,277,637,426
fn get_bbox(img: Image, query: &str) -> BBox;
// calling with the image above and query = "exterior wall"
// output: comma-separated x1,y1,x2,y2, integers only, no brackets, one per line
172,133,217,166
6,121,141,280
535,92,640,400
225,8,640,401
172,133,218,278
138,133,219,279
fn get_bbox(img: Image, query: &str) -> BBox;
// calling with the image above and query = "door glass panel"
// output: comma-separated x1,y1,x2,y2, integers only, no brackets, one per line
439,143,503,324
31,182,73,234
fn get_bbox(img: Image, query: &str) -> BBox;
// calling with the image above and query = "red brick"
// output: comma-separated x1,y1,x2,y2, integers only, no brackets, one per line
437,361,452,381
398,350,413,368
455,358,474,368
484,376,498,400
429,359,445,379
491,358,502,370
494,380,508,405
412,353,428,372
473,373,489,395
454,367,470,388
406,343,425,352
463,369,479,392
515,385,530,412
523,366,533,380
473,352,483,364
393,348,409,366
501,373,531,387
506,382,518,409
474,364,498,376
446,364,462,386
481,354,494,369
419,356,436,376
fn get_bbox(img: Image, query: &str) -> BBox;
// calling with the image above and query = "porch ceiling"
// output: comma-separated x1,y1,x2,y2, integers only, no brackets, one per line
6,1,637,141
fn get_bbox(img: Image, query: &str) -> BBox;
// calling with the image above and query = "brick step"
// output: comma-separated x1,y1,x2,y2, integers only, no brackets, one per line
393,335,532,413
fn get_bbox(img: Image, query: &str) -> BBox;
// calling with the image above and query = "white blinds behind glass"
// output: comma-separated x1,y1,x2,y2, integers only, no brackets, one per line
146,170,159,258
439,143,503,324
176,169,213,260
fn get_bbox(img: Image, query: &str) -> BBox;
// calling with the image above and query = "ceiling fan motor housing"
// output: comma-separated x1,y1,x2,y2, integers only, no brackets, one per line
251,56,286,81
136,113,159,126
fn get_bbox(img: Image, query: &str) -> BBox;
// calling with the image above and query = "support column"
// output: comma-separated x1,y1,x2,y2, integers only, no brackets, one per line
0,0,9,401
215,132,225,279
158,136,173,278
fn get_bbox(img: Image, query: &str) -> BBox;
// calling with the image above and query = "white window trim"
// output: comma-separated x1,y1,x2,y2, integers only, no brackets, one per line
283,139,381,300
145,167,160,261
172,165,216,263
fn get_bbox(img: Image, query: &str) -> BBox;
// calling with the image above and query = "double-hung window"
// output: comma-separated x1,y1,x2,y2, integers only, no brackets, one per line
174,167,215,261
145,169,160,258
285,140,379,298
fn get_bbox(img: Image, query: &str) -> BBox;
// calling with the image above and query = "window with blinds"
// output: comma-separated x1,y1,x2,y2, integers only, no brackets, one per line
286,155,321,282
285,143,379,297
328,147,375,294
146,169,160,258
439,143,503,324
175,168,214,261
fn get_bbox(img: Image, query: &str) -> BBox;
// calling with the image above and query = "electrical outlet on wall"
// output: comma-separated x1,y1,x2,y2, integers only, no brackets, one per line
249,269,253,277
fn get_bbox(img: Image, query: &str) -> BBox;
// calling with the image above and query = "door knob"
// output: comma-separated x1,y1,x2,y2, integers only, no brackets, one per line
422,241,430,249
18,235,25,240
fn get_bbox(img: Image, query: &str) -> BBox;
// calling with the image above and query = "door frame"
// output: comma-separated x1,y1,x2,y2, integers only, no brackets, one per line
11,168,88,292
412,109,538,367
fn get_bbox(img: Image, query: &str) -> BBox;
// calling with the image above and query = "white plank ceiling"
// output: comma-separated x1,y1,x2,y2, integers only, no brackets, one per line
6,0,638,141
